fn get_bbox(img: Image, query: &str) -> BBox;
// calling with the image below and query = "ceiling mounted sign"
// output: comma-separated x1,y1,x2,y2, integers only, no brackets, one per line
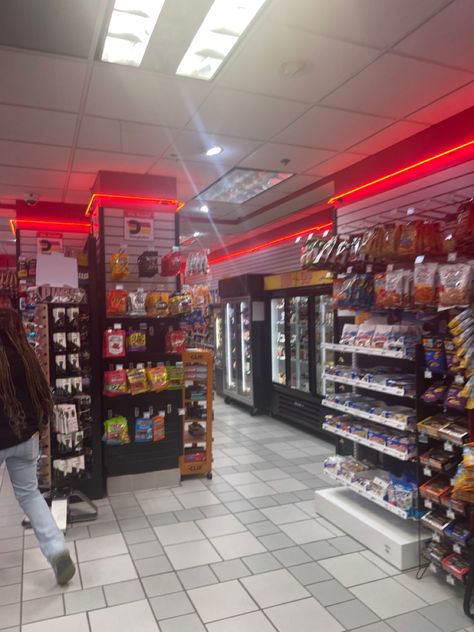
36,232,64,254
124,210,154,241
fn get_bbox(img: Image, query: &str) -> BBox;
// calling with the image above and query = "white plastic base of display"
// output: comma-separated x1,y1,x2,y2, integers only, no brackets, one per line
107,468,180,494
315,487,430,571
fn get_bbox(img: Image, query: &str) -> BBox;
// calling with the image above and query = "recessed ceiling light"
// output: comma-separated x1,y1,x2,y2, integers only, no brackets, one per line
205,146,223,157
200,204,210,213
101,0,165,66
176,0,267,81
193,231,201,238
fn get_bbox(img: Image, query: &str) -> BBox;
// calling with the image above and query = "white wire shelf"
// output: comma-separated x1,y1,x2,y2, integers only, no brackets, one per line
322,342,413,360
323,373,414,399
322,399,414,432
322,423,416,461
324,470,411,519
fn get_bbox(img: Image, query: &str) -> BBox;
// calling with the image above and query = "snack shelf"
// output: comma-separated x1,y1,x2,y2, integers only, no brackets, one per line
183,433,206,445
323,373,414,398
322,342,412,360
322,423,416,461
322,399,413,431
324,470,411,519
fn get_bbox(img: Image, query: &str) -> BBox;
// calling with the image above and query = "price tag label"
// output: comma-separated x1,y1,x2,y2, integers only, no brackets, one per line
447,509,455,520
425,499,433,509
415,255,425,264
446,574,455,586
453,543,462,555
423,466,432,477
433,532,441,543
444,441,454,452
387,264,394,272
425,369,433,379
347,266,353,274
366,264,373,273
178,408,185,416
448,252,457,262
113,323,122,330
454,375,464,385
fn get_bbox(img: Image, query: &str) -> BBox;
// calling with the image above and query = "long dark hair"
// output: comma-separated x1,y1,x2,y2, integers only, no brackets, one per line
0,309,53,437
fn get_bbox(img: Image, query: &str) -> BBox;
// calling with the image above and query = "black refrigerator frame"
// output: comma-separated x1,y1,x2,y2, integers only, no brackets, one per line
266,284,333,436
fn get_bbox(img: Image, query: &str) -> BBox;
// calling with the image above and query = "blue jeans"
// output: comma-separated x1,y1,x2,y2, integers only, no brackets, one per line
0,433,66,563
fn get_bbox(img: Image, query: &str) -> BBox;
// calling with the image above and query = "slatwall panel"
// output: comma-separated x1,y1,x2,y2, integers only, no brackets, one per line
103,208,176,293
209,240,302,290
19,229,88,259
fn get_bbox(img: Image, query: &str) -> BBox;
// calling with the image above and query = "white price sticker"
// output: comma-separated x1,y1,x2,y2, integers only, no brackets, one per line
423,467,432,477
444,441,454,452
366,264,373,273
425,369,433,379
447,509,455,520
454,375,464,385
429,562,438,574
446,574,455,586
448,252,457,262
347,266,353,274
453,543,462,555
433,532,441,543
425,499,433,509
415,255,425,264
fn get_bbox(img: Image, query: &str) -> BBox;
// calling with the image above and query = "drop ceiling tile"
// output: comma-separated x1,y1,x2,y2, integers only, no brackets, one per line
186,88,309,141
121,122,173,157
240,143,336,173
0,184,64,202
347,120,427,154
275,175,319,193
67,172,96,190
0,104,76,146
406,81,474,124
64,190,91,204
72,149,155,175
395,0,474,72
86,65,211,128
321,53,472,118
305,153,366,177
1,49,87,112
176,179,210,201
0,141,70,171
0,166,66,189
217,21,379,103
162,130,259,165
150,159,227,189
269,0,449,49
77,117,121,152
275,106,392,151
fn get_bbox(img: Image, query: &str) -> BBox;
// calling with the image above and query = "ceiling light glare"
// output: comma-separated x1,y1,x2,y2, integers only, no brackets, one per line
102,0,165,66
200,204,210,213
205,146,223,156
176,0,267,80
193,231,201,238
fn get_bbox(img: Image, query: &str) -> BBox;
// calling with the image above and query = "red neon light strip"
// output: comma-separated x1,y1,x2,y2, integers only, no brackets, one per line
9,219,16,237
209,221,333,265
328,138,474,205
85,193,185,216
11,219,91,236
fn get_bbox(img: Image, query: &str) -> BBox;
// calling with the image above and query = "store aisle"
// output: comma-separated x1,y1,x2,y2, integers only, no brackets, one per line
0,398,471,632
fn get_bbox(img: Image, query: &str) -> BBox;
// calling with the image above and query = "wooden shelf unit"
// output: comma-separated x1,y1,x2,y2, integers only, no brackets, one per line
180,349,213,479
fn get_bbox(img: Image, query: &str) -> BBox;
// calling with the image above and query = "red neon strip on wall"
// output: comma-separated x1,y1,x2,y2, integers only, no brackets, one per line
209,221,333,265
328,138,474,205
11,219,91,236
85,193,185,216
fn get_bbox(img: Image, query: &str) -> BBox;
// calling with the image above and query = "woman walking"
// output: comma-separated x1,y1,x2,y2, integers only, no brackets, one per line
0,309,75,585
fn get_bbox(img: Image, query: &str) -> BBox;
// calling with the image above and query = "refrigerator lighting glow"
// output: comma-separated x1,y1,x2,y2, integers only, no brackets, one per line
101,0,165,66
176,0,267,80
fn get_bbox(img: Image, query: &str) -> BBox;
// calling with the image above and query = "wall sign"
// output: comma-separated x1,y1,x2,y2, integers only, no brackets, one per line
36,232,64,254
124,210,154,241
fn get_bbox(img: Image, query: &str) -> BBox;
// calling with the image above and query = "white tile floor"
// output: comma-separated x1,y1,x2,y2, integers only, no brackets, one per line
0,397,473,631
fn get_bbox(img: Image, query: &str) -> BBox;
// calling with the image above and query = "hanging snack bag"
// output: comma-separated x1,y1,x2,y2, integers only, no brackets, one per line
135,415,153,443
161,250,182,276
103,416,130,445
145,291,169,317
126,327,147,353
153,414,165,442
398,221,419,256
444,385,467,412
454,200,474,245
106,289,128,315
421,381,448,404
103,328,126,358
423,337,446,373
103,369,128,397
138,250,159,278
110,250,129,281
413,263,438,306
146,366,168,392
127,367,148,395
374,273,387,308
382,223,401,258
128,288,147,316
439,263,471,309
340,324,358,345
165,329,187,354
385,269,405,308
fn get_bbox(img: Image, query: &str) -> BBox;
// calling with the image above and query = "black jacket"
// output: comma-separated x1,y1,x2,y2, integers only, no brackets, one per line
0,340,39,450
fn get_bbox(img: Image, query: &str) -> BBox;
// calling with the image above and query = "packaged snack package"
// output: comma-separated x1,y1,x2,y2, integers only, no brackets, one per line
462,443,474,470
103,328,126,358
128,288,147,315
448,307,474,334
103,416,130,445
372,325,392,349
384,269,405,308
441,227,457,254
438,263,471,309
146,291,169,317
110,251,129,280
340,324,358,345
418,221,442,255
127,368,148,395
135,415,153,443
153,414,165,442
126,328,147,352
444,385,467,411
423,337,446,372
146,366,168,392
398,222,419,256
103,369,128,397
165,329,187,354
138,250,159,278
334,238,351,266
382,223,401,258
421,381,448,404
106,289,128,315
454,199,474,245
354,323,375,347
373,273,387,308
413,263,438,306
160,250,182,277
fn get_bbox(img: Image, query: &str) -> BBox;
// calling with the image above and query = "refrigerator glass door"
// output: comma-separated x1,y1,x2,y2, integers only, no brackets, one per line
214,311,223,369
315,295,334,395
238,301,252,399
224,302,237,393
271,298,286,385
288,296,310,392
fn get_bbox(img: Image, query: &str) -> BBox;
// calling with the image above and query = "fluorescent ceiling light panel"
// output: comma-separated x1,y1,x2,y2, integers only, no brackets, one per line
102,0,165,66
176,0,267,80
201,167,293,204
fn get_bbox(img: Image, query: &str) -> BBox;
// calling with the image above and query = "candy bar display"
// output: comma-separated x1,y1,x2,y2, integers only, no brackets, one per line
336,322,420,358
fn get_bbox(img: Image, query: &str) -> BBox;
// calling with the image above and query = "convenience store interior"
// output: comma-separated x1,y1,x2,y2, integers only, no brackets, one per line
1,1,474,631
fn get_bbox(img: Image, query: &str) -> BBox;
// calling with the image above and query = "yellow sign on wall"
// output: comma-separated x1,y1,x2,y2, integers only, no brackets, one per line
264,269,333,290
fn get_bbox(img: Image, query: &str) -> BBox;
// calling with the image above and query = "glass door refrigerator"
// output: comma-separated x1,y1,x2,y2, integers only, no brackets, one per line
267,280,334,435
209,304,224,396
219,275,266,415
